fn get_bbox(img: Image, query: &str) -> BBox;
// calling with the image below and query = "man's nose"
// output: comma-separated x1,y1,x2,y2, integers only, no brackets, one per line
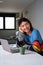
24,26,27,29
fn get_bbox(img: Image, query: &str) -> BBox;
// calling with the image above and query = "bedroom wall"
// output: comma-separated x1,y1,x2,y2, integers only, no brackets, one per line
26,0,43,38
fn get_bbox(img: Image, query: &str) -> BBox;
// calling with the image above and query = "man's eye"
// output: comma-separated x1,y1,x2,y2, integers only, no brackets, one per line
21,25,24,27
22,26,24,27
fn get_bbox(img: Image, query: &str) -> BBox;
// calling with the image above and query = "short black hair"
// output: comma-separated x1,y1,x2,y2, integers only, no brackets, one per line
18,17,33,31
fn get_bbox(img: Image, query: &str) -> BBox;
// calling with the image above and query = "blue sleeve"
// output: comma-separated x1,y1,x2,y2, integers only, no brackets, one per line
32,29,42,43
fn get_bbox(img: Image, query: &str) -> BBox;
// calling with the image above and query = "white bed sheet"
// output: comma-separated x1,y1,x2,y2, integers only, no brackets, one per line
0,45,43,65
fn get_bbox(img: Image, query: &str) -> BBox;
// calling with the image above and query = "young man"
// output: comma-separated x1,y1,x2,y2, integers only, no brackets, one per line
18,17,43,55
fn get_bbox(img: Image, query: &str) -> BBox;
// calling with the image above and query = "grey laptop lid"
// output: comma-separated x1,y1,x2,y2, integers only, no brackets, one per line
0,39,19,53
0,39,11,52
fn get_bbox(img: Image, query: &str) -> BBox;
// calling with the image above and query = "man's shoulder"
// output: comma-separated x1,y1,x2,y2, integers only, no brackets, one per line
32,29,39,34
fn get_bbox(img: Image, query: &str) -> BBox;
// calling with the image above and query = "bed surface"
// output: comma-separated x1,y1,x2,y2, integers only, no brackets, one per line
0,45,43,65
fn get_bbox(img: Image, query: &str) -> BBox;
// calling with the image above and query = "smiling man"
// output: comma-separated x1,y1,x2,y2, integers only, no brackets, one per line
18,17,43,55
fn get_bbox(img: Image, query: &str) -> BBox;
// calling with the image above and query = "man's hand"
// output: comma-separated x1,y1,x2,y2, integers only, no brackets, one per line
19,27,24,33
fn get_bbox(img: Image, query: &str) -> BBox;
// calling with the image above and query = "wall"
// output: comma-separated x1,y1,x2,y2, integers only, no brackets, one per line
26,0,43,38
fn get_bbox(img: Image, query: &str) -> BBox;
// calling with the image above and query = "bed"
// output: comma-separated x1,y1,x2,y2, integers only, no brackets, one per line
0,45,43,65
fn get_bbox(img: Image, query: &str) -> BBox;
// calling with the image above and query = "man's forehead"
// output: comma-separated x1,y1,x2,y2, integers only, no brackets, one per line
21,21,28,25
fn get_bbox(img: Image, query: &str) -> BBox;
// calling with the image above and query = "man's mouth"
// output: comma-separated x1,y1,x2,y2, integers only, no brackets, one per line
25,29,29,32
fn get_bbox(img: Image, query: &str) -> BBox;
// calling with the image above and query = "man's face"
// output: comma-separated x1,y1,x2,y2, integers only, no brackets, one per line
19,21,31,33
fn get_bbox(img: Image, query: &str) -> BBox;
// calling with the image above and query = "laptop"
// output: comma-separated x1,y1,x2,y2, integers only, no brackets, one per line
0,39,19,53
